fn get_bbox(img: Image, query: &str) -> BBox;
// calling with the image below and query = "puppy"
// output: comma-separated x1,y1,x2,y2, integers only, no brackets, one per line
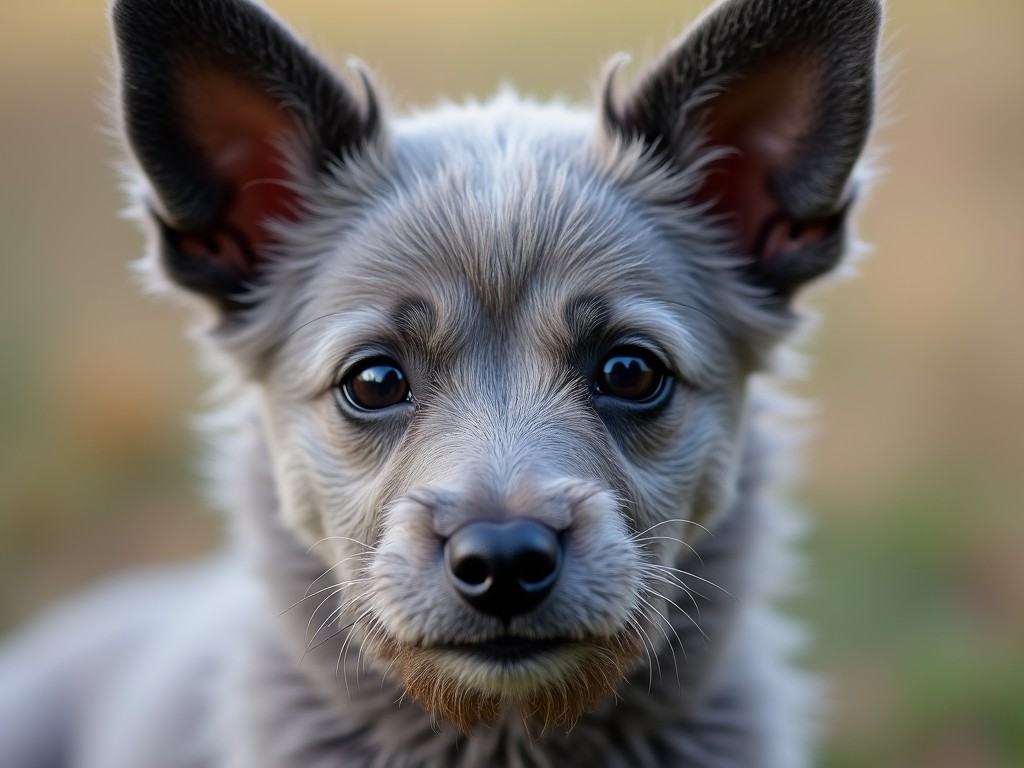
0,0,882,765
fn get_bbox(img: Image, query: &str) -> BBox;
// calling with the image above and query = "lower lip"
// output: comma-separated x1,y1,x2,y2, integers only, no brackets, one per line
448,638,567,663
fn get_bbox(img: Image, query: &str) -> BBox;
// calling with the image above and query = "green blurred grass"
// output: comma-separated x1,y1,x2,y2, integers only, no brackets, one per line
1,1,1022,766
804,470,1024,767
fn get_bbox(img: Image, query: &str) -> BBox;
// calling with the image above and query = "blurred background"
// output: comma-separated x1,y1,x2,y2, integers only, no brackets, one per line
0,1,1021,765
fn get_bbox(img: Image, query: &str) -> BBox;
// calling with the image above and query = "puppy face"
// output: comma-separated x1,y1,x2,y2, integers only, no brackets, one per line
111,0,880,731
254,122,749,726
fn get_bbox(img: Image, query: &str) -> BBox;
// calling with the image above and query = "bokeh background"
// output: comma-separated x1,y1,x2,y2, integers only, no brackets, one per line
1,1,1021,765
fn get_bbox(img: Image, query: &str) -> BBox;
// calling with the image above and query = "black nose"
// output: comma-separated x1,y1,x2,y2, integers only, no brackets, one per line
444,519,562,620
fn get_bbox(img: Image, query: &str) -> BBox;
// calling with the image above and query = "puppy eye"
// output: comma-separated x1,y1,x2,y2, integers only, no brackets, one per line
595,348,668,402
341,359,411,411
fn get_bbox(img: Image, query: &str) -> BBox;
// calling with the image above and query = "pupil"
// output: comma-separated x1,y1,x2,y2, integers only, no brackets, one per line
602,354,661,400
349,364,407,409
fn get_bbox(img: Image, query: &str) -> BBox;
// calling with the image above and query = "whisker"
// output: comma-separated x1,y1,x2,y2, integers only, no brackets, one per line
632,534,704,564
305,601,346,653
640,598,683,686
643,571,704,618
642,563,714,602
329,602,374,689
649,563,738,602
642,583,707,647
380,656,398,688
625,617,654,692
338,607,375,694
301,550,373,600
282,573,371,616
302,616,358,660
631,518,713,539
303,584,356,644
357,614,387,685
306,573,372,651
304,535,377,554
352,616,381,690
627,615,661,691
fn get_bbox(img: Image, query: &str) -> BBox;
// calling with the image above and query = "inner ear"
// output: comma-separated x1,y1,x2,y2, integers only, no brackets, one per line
694,54,824,262
176,67,304,276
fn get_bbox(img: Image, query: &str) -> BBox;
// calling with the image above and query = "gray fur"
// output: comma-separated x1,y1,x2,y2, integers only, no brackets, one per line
0,0,883,765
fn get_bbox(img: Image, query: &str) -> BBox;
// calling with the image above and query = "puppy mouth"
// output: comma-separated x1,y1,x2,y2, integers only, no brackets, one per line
441,636,570,664
371,627,644,732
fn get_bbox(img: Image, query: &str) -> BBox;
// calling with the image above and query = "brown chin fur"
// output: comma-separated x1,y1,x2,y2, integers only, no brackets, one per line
370,631,645,734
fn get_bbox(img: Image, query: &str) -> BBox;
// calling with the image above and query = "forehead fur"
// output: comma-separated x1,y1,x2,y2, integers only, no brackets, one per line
213,92,791,380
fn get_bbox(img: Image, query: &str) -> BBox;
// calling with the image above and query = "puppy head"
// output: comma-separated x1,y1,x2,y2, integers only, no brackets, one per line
111,0,881,731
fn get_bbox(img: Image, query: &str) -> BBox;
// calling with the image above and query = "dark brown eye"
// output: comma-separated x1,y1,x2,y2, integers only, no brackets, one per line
596,349,668,402
342,360,410,411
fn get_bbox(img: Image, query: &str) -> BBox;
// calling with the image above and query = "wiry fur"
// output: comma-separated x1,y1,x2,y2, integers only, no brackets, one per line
0,1,883,766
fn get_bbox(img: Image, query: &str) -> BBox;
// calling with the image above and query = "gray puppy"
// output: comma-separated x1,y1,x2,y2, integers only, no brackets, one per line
0,0,882,765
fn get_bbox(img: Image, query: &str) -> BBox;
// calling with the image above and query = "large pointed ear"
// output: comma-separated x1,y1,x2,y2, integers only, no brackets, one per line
606,0,882,300
111,0,381,311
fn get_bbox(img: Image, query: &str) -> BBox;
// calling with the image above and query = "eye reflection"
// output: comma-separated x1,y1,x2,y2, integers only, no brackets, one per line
597,350,667,402
342,361,410,410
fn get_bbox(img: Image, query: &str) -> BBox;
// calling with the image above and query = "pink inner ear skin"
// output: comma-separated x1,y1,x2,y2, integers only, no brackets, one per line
179,68,303,270
761,216,831,263
694,54,822,262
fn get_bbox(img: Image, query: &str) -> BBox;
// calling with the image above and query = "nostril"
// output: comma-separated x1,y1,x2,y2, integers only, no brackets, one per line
515,549,558,591
453,555,491,590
